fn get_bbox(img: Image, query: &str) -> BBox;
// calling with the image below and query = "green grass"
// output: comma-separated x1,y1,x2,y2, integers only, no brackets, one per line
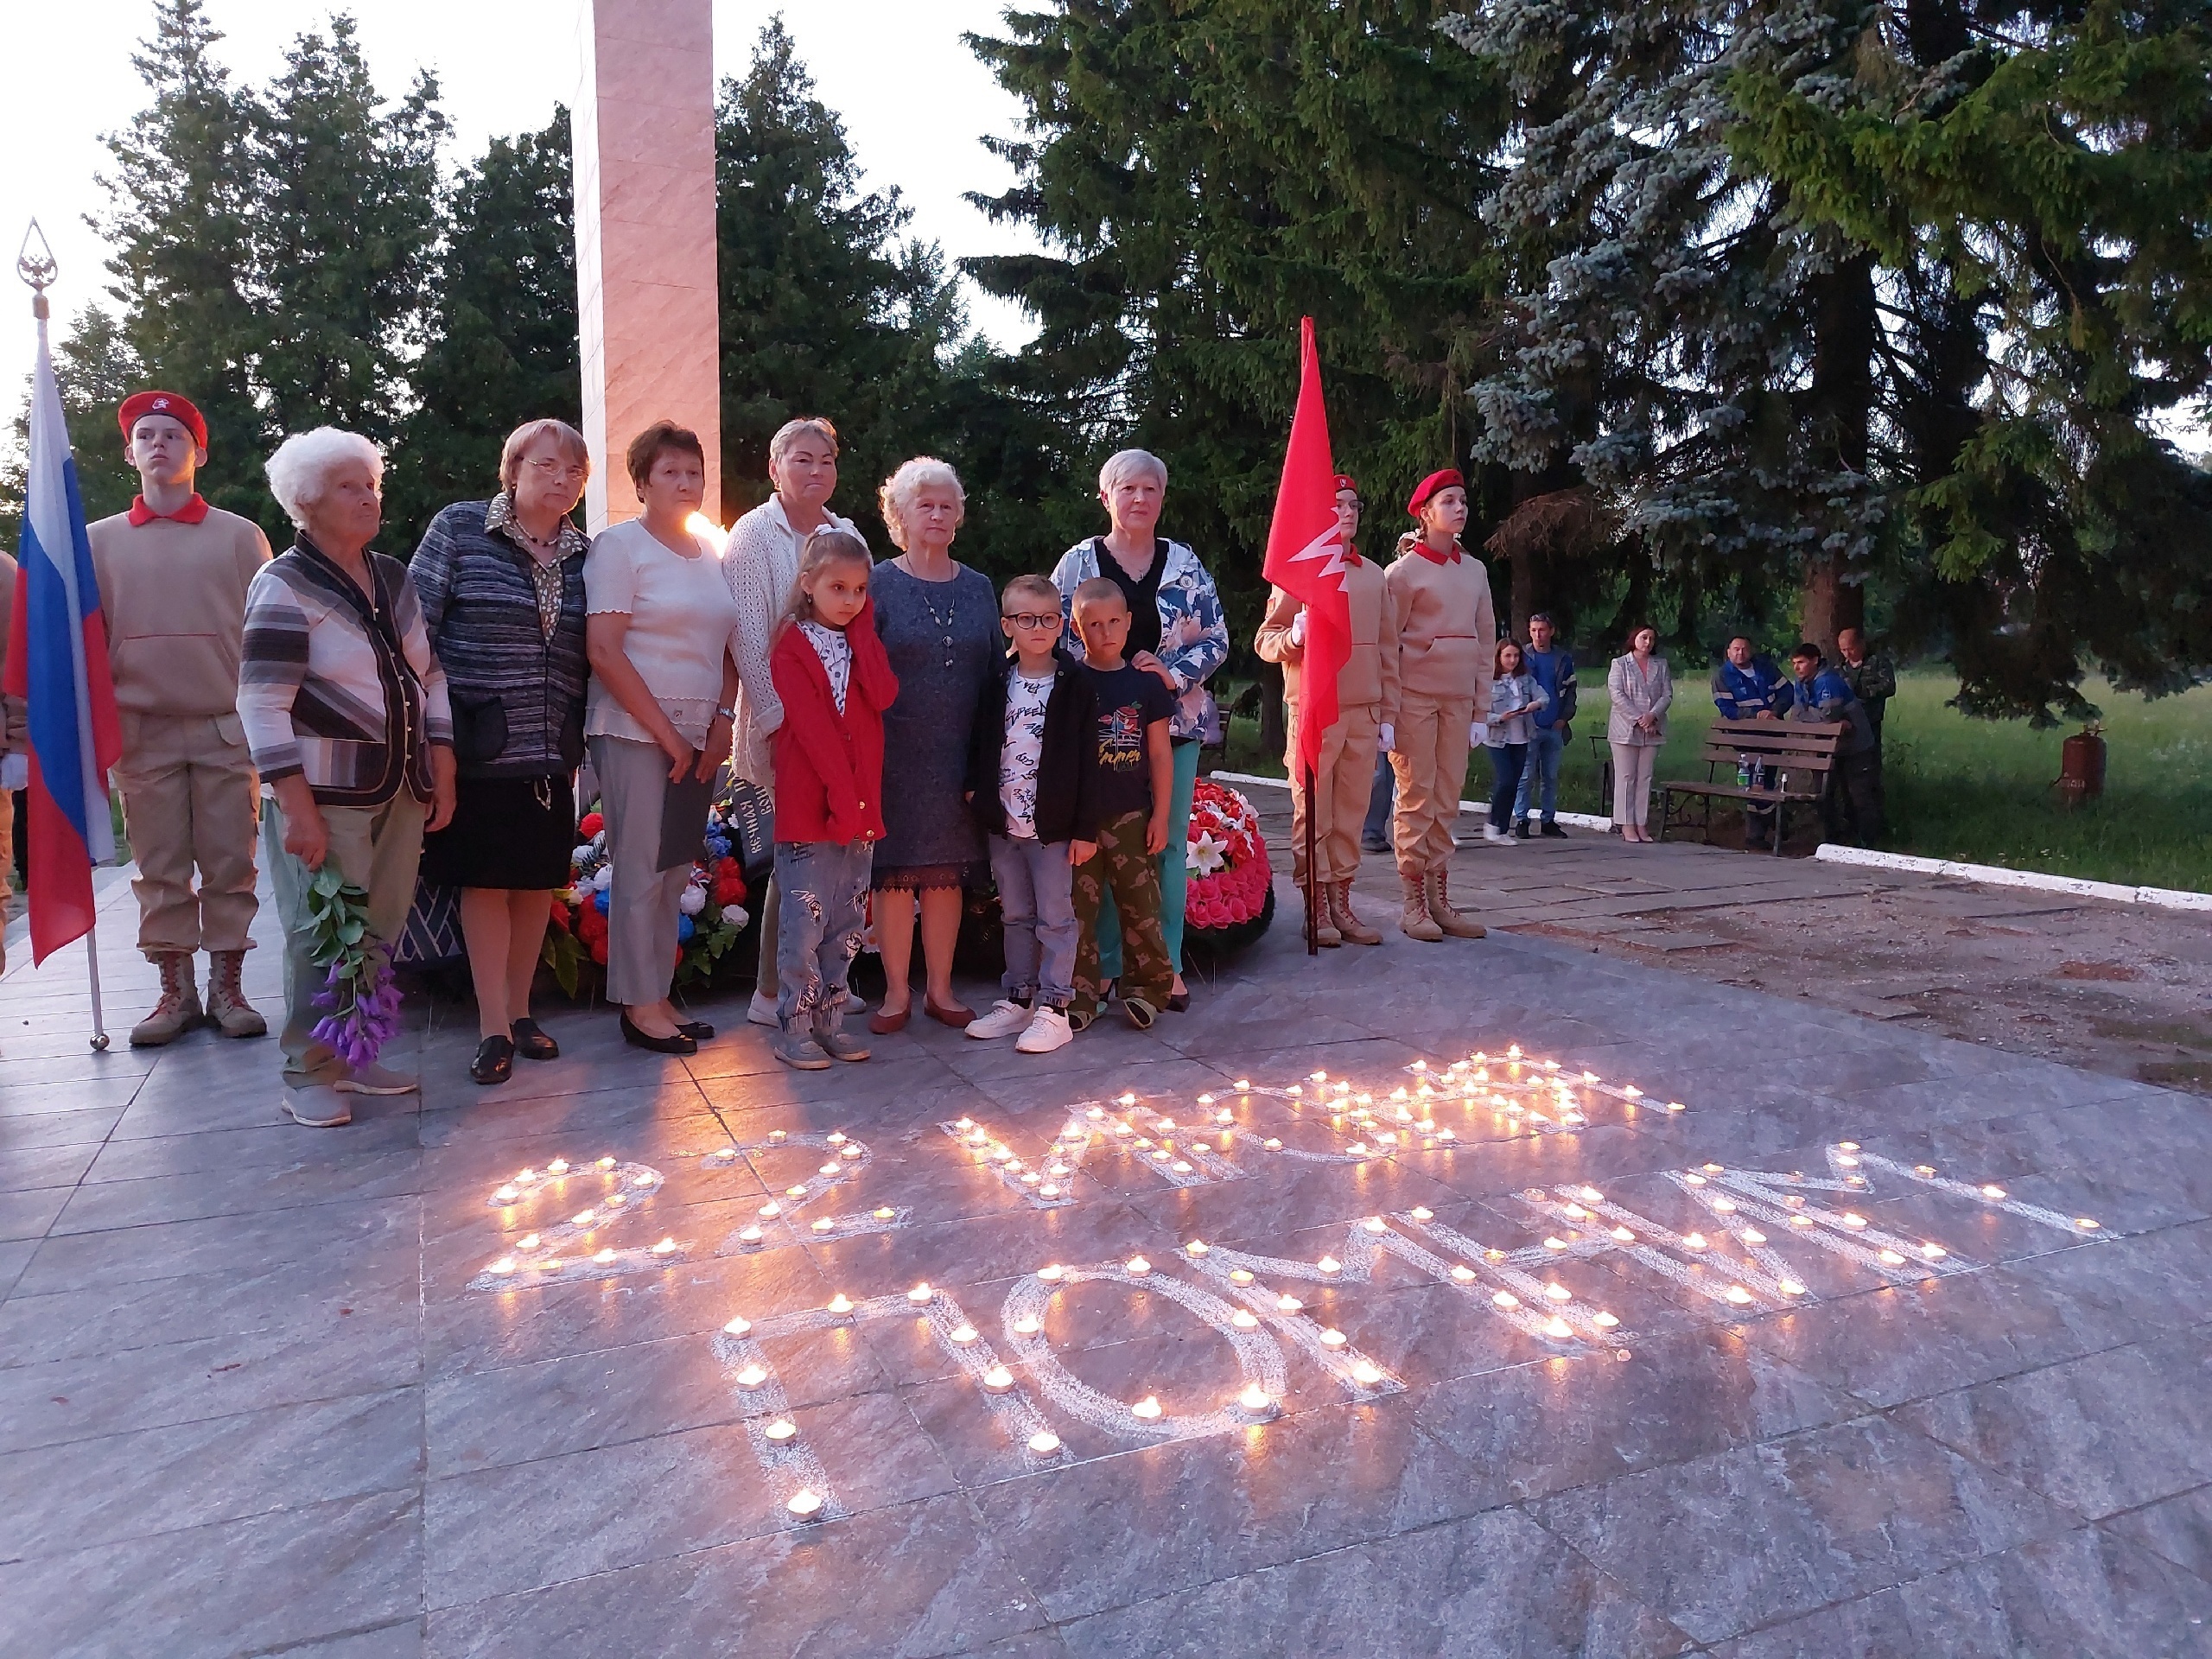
1219,666,2212,892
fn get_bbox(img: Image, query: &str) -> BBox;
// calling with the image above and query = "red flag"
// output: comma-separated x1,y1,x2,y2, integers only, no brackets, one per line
1261,318,1351,785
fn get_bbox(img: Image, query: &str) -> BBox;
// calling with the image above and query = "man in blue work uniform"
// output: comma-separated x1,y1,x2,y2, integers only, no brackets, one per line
1712,636,1791,849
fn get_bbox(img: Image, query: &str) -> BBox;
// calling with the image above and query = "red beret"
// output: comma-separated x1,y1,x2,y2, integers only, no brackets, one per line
1407,468,1465,516
1333,474,1359,495
118,391,207,449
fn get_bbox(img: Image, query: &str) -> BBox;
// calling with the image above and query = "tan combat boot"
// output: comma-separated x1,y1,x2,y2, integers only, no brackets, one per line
1425,866,1487,939
130,952,204,1046
205,950,268,1038
1400,874,1444,942
1302,880,1342,948
1331,880,1383,946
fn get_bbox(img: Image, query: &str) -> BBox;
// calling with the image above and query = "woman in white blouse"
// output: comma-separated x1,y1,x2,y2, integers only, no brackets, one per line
583,422,741,1053
1606,624,1673,842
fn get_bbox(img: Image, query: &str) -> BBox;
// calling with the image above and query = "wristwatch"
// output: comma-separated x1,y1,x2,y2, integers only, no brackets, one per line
715,706,735,721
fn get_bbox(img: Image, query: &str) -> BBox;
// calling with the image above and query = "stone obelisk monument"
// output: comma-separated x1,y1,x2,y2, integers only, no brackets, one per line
573,0,721,531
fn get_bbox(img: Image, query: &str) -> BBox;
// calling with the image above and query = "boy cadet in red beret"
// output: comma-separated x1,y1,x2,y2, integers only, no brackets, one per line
87,391,274,1045
1383,468,1496,943
1255,474,1396,946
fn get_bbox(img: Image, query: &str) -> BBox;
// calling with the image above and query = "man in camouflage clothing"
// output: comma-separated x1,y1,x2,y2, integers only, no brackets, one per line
1835,627,1897,823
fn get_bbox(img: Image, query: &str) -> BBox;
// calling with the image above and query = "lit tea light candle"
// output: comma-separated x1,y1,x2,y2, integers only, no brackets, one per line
1347,1143,1370,1157
1130,1395,1162,1421
982,1365,1014,1392
1287,1085,1304,1097
1148,1149,1170,1162
1544,1316,1574,1338
1028,1430,1061,1454
955,1117,974,1131
1319,1329,1347,1349
738,1225,762,1243
1592,1311,1619,1329
1236,1079,1251,1091
1712,1198,1737,1214
1013,1314,1041,1335
1724,1286,1753,1306
841,1145,862,1160
517,1169,537,1184
1492,1291,1519,1309
1562,1205,1587,1220
632,1173,654,1189
1363,1217,1387,1235
1682,1233,1707,1250
1185,1241,1209,1256
1779,1280,1807,1295
1351,1360,1384,1384
873,1207,895,1221
605,1194,626,1209
1126,1255,1152,1275
1229,1269,1253,1285
1317,1255,1342,1274
759,1203,781,1218
1544,1236,1568,1251
811,1218,834,1233
768,1130,786,1142
1216,1109,1233,1125
950,1324,979,1344
1172,1160,1192,1173
785,1185,806,1198
1436,1129,1457,1142
1410,1207,1433,1223
541,1257,563,1270
1120,1093,1138,1106
548,1159,570,1175
735,1365,768,1388
1791,1215,1815,1228
2075,1217,2099,1230
1920,1243,1946,1260
1544,1283,1572,1302
1683,1174,1707,1187
1742,1229,1767,1244
1704,1164,1725,1173
786,1489,823,1518
1878,1249,1905,1265
594,1248,616,1264
826,1293,854,1314
1666,1102,1686,1113
493,1185,518,1204
1114,1123,1134,1138
765,1418,797,1442
1039,1264,1064,1281
651,1237,677,1255
1040,1185,1061,1198
490,1256,516,1275
724,1315,752,1336
1021,1171,1042,1185
1450,1266,1476,1283
1276,1294,1302,1313
1262,1138,1283,1151
1611,1227,1636,1243
1842,1214,1867,1230
573,1210,596,1226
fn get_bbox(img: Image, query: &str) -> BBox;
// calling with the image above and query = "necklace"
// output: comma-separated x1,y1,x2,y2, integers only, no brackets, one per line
904,562,961,667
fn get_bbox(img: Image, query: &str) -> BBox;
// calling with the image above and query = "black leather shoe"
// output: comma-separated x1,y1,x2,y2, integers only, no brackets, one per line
620,1014,697,1056
1166,990,1191,1013
677,1020,715,1042
1540,822,1568,838
470,1034,516,1085
509,1017,559,1061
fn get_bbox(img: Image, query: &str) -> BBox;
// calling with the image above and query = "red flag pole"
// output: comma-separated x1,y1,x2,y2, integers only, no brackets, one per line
1302,761,1319,957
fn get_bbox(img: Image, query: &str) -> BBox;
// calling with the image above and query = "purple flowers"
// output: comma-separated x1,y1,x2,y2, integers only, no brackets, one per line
303,865,400,1070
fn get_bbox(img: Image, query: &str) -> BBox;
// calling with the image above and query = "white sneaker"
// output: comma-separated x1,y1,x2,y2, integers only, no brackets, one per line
747,990,779,1028
1482,824,1516,845
334,1062,417,1096
1015,1006,1073,1054
965,999,1033,1040
282,1086,352,1128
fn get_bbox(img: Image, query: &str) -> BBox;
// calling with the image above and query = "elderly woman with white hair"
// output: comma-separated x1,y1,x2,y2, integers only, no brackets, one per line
723,416,858,1028
238,427,454,1125
1050,448,1228,1010
864,456,1001,1031
409,418,592,1085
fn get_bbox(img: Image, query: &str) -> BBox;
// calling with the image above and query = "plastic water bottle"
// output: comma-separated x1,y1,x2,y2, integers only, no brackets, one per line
1736,753,1753,789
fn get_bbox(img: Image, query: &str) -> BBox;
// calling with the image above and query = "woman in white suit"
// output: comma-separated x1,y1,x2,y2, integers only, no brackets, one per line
1607,625,1672,842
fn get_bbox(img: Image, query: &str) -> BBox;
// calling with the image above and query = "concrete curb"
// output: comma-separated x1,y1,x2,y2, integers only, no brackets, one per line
1812,843,2212,912
1209,770,1611,831
1210,768,2211,912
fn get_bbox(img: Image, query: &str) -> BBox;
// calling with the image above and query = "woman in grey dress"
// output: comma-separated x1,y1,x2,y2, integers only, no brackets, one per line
867,457,1001,1032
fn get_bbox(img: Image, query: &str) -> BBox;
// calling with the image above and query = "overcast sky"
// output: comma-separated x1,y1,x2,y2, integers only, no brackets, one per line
0,0,1041,440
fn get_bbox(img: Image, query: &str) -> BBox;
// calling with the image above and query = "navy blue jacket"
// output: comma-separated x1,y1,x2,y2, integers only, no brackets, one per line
1523,645,1578,731
1712,655,1793,720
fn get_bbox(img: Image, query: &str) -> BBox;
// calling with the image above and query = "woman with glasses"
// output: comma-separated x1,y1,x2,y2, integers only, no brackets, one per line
410,420,593,1084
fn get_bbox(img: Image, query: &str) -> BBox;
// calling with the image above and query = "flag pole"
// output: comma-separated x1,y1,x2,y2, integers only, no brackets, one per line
1302,761,1319,957
85,918,108,1050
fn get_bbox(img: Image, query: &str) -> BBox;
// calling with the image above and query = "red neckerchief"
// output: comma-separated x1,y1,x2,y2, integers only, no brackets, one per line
128,493,210,527
1412,537,1461,566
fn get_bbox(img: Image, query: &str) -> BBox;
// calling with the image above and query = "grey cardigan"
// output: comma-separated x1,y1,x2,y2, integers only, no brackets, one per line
1606,652,1673,746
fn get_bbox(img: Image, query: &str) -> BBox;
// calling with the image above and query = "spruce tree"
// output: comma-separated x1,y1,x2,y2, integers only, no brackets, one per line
92,0,262,518
387,109,581,555
968,0,1510,639
251,15,448,455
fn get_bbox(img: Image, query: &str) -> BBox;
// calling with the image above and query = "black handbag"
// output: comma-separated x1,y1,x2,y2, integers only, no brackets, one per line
448,690,509,766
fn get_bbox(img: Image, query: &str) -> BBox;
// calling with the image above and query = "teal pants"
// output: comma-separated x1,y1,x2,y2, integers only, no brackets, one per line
1090,738,1198,981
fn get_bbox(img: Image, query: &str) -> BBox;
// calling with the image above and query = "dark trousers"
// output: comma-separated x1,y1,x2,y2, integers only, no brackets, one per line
1825,751,1883,844
1072,810,1172,1016
1361,750,1394,849
1488,743,1528,830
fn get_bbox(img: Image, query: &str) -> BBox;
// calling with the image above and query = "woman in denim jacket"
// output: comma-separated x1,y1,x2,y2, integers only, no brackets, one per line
1050,448,1229,1008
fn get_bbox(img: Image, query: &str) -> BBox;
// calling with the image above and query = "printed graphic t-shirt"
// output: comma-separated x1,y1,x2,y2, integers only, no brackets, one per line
998,667,1055,838
1080,660,1175,821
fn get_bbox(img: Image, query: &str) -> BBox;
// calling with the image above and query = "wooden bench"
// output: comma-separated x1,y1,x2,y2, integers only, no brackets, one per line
1657,718,1847,855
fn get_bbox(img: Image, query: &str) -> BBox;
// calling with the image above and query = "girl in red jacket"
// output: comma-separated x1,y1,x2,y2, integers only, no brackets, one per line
766,530,898,1069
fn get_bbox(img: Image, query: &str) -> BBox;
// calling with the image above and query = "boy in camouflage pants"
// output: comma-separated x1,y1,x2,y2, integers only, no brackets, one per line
1067,580,1177,1029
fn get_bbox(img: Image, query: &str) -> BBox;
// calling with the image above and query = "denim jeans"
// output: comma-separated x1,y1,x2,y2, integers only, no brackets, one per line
1488,743,1529,830
773,839,873,1035
1512,724,1566,824
990,832,1077,1008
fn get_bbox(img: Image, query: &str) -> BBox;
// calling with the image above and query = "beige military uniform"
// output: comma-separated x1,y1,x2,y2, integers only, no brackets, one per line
88,504,271,956
1384,537,1497,879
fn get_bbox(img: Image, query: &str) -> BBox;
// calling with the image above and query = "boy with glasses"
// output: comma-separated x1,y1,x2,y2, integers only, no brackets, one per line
962,575,1102,1052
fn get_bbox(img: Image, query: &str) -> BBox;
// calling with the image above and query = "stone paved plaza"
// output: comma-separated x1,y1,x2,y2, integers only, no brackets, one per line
5,846,2212,1656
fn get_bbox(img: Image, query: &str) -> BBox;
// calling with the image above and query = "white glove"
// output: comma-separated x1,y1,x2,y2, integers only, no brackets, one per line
1377,723,1394,753
0,753,24,791
1287,611,1306,648
1470,721,1489,747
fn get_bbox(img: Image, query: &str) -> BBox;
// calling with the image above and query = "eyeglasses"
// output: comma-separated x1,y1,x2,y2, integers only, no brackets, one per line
526,457,588,485
1002,612,1060,630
